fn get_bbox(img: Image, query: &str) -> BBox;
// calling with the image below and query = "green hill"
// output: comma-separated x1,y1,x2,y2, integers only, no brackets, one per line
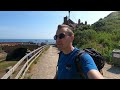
73,11,120,64
91,11,120,32
105,11,120,19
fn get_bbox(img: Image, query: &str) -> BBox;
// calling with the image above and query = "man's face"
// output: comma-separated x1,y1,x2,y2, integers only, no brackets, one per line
54,28,71,51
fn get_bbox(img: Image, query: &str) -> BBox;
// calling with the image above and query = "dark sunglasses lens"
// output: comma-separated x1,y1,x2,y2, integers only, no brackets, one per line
54,35,57,40
59,33,65,39
54,33,65,40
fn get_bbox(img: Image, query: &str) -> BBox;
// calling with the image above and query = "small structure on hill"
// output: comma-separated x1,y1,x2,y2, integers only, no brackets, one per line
112,49,120,66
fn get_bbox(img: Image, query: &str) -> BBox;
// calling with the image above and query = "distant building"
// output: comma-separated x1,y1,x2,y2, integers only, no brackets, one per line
63,16,87,30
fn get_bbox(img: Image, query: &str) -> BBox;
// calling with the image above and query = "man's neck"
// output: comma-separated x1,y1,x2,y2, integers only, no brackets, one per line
63,46,74,54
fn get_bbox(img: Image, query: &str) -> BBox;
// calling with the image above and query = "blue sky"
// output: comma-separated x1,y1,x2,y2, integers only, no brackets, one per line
0,11,114,39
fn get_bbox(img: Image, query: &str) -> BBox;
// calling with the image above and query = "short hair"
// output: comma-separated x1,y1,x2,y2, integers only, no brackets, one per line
57,24,74,36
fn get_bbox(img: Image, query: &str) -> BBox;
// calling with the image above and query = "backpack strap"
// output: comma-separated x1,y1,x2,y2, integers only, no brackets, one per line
55,51,62,79
74,50,87,79
58,51,62,60
56,51,62,68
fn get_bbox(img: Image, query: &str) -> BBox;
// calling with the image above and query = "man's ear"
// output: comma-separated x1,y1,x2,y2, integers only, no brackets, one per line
71,35,74,41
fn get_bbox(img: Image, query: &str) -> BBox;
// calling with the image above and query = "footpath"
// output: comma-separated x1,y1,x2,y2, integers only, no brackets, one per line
24,45,59,79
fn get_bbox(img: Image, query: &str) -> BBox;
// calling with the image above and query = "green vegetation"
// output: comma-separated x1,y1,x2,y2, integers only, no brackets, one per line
0,47,3,52
6,48,27,61
0,61,17,70
73,11,120,64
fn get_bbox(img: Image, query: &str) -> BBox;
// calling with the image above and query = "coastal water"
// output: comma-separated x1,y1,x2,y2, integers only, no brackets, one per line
0,39,56,44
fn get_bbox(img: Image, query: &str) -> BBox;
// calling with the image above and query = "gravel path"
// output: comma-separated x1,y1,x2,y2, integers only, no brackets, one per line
24,45,59,79
24,45,120,79
102,63,120,79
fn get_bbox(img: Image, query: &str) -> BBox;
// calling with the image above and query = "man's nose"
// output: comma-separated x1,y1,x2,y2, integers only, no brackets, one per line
56,37,61,42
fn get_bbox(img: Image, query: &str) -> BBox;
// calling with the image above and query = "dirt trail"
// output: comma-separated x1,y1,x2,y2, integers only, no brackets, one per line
102,63,120,79
24,45,59,79
24,45,120,79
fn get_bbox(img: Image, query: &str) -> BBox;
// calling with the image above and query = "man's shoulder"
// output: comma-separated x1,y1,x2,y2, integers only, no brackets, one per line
81,52,91,58
79,52,97,70
74,49,93,63
74,47,80,52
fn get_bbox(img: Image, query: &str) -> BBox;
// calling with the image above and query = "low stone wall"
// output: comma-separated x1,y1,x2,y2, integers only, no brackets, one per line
112,58,120,66
112,49,120,66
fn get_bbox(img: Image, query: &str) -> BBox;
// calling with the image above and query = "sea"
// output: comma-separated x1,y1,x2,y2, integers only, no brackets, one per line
0,39,56,44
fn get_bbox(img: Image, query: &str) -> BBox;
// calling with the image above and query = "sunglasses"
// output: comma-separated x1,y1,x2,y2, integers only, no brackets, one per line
54,33,66,40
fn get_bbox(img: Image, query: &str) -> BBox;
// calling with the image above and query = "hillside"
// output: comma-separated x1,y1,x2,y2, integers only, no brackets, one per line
91,11,120,32
105,11,120,19
73,11,120,64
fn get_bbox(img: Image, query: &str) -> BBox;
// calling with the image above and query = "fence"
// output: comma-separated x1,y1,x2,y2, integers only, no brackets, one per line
1,45,49,79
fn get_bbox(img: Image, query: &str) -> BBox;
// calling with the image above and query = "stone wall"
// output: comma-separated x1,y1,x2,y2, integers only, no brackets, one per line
112,50,120,66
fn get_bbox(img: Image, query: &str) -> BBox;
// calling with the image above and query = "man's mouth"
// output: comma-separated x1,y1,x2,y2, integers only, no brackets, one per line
57,44,62,47
57,44,61,45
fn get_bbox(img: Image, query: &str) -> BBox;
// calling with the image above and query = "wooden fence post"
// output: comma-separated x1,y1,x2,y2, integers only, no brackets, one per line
6,66,12,79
